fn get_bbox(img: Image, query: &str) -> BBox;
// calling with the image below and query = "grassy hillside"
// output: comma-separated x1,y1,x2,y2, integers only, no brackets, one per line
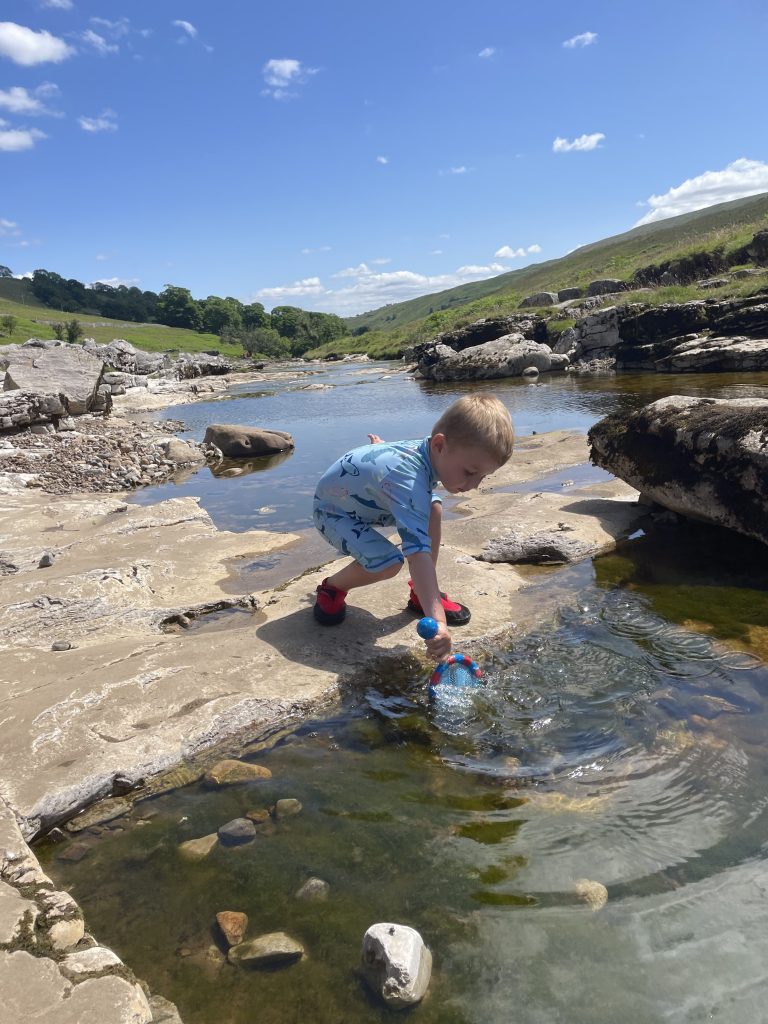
0,293,239,356
345,192,768,335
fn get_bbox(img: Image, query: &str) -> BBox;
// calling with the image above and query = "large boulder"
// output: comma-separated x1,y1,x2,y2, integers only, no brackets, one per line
1,345,104,415
587,278,626,297
417,335,568,382
589,395,768,546
576,306,621,353
203,423,295,458
520,291,559,308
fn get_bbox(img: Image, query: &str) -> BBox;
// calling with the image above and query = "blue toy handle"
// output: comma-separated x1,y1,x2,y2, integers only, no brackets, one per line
417,616,439,640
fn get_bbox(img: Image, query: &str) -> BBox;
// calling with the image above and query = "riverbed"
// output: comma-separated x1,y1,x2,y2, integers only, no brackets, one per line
33,362,768,1024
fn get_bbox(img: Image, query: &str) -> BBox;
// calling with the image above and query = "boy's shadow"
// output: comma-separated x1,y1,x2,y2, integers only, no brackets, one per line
255,604,418,675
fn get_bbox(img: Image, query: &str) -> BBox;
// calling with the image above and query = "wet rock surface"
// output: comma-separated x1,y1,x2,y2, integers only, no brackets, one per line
361,922,432,1008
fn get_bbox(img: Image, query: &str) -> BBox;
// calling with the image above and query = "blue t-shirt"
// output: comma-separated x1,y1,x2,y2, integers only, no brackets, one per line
314,437,438,556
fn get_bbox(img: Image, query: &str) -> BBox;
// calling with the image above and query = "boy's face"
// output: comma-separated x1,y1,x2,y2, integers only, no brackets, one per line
431,435,501,494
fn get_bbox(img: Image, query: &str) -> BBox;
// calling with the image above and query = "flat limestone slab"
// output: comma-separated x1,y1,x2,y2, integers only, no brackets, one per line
0,430,641,838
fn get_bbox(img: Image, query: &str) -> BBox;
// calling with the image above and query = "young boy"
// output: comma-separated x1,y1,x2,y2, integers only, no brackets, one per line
312,394,514,660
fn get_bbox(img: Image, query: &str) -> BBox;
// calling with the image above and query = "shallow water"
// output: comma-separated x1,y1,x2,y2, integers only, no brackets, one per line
40,523,768,1024
130,362,768,533
44,364,768,1020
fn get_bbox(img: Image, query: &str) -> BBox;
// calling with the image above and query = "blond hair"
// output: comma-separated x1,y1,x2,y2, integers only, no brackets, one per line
432,394,514,465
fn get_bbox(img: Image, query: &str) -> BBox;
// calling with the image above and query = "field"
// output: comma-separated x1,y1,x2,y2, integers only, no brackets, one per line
0,293,240,357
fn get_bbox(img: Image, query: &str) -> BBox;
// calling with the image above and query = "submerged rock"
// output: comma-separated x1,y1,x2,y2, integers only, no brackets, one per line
65,797,132,832
216,910,248,947
273,798,302,819
178,833,218,860
203,759,272,786
361,922,432,1009
217,818,257,845
295,877,330,902
228,931,304,968
574,878,608,911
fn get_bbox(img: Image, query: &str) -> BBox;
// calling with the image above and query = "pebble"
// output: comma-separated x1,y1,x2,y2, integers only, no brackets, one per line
295,877,330,902
38,551,55,567
51,640,76,651
574,878,608,911
273,798,302,819
218,818,257,845
216,911,249,947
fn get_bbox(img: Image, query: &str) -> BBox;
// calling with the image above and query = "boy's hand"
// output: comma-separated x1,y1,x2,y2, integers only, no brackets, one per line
367,433,384,444
425,621,451,661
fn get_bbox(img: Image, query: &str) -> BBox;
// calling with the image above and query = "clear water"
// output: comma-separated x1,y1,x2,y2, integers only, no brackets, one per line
130,362,768,534
40,523,768,1024
40,364,768,1021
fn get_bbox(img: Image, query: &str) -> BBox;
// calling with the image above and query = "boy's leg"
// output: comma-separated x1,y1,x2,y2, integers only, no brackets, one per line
326,559,402,592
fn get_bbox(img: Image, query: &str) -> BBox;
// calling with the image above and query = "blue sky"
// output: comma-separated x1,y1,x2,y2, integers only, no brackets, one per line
1,0,767,316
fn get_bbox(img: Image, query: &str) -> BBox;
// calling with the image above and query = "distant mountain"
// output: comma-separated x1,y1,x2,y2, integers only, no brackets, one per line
345,192,768,333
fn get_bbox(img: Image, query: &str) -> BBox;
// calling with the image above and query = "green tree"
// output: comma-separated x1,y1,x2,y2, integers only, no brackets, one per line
155,285,201,330
238,327,291,360
0,265,12,279
65,319,83,344
52,321,65,340
241,302,269,331
1,314,17,336
201,295,243,336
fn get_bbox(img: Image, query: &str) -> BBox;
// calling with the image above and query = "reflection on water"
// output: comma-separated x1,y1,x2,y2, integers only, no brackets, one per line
41,523,768,1024
131,362,768,533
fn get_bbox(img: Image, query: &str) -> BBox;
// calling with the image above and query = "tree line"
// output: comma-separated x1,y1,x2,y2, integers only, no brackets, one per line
6,267,348,358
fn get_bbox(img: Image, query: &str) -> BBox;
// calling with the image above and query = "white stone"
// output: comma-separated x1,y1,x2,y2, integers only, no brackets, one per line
60,945,123,980
361,922,432,1009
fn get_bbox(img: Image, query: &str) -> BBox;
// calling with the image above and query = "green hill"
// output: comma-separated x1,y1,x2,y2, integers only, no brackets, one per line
345,192,768,335
0,292,235,355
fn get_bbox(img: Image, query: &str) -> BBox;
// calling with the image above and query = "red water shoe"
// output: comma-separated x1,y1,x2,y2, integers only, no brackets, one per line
407,580,471,626
314,579,348,625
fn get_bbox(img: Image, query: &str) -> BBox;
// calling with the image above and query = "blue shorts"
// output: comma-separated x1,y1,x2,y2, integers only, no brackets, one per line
313,497,441,574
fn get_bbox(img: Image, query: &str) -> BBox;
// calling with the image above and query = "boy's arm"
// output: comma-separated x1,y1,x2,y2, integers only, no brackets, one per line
407,551,451,659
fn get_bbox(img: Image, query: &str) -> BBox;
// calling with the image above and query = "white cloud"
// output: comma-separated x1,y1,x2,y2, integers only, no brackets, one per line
78,108,117,132
95,253,108,261
90,276,139,287
634,158,768,226
478,47,495,58
376,155,388,164
553,132,605,152
174,19,198,43
0,83,60,116
255,262,511,315
91,18,131,39
429,249,443,255
301,245,332,254
563,31,597,48
0,218,19,235
80,29,118,55
495,243,542,259
41,0,74,9
0,125,46,151
370,257,391,265
0,22,74,65
255,276,324,300
262,58,318,99
441,165,469,175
